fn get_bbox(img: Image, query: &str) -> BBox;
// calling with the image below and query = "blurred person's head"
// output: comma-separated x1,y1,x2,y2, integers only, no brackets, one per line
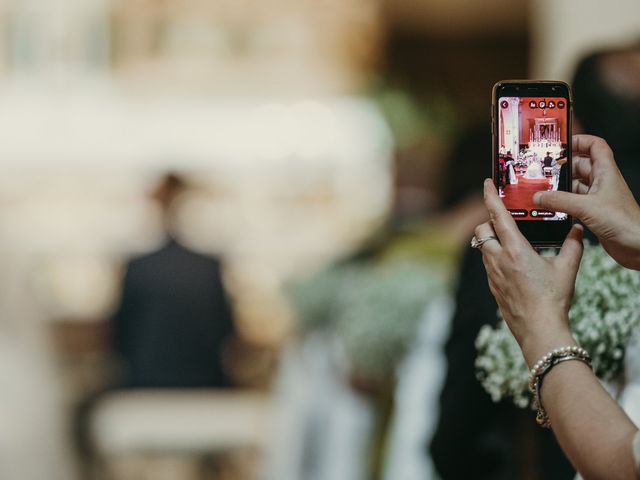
572,44,640,160
150,172,188,230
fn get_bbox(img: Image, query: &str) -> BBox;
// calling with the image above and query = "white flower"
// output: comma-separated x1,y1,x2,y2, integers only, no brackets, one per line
291,260,445,383
476,243,640,407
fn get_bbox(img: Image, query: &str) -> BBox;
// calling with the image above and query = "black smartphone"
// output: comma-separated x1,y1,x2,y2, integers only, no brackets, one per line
492,80,573,247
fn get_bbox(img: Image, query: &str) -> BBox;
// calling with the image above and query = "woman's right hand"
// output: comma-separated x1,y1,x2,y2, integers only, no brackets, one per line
534,134,640,270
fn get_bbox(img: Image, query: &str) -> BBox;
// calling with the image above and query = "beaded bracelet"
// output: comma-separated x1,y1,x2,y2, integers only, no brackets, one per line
528,345,592,428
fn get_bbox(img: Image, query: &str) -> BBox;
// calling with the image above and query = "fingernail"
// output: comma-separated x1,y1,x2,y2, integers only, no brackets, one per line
533,192,542,205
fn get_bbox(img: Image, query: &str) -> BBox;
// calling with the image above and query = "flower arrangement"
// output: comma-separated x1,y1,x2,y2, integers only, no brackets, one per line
475,243,640,408
290,260,444,383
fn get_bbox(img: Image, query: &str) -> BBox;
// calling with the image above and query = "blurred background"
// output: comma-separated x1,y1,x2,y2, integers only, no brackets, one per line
0,0,638,479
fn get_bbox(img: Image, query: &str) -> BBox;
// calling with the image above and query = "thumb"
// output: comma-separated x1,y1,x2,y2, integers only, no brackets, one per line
533,190,588,218
557,223,584,271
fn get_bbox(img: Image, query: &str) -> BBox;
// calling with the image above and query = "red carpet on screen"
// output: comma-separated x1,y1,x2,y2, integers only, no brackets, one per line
503,178,551,213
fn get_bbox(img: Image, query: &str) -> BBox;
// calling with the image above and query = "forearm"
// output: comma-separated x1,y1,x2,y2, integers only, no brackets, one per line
523,331,639,479
543,361,638,479
620,216,640,271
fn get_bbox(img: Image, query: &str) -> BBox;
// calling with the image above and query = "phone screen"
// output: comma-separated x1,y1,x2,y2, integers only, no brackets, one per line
497,96,569,221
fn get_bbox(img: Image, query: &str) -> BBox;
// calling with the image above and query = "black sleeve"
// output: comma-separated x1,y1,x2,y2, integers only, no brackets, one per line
110,264,135,367
430,246,575,480
430,246,514,479
212,261,235,338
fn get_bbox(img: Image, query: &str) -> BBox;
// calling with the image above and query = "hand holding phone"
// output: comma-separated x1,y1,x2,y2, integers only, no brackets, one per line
476,178,584,363
534,134,640,269
492,80,573,247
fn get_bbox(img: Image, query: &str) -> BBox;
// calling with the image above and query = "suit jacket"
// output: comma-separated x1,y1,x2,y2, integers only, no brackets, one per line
111,238,235,388
430,245,575,480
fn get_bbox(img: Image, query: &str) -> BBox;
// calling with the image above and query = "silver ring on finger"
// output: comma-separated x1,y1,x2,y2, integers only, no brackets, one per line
470,235,498,249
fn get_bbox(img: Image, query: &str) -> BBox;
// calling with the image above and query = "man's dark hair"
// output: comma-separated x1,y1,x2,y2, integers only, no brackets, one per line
152,172,189,210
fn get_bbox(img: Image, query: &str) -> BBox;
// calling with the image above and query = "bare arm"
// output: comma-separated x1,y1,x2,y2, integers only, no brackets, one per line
520,327,639,480
475,172,640,479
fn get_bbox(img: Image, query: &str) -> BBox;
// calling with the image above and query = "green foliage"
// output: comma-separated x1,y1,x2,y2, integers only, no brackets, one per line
290,260,444,383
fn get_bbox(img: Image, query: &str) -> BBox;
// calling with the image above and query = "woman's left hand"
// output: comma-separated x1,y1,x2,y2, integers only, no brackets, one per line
475,179,585,366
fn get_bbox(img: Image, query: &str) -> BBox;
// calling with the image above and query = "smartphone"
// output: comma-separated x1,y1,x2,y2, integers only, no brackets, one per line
492,80,573,247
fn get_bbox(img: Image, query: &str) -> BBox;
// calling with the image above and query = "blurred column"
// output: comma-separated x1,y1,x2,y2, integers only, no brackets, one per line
531,0,640,80
5,0,110,82
0,254,76,480
109,0,383,94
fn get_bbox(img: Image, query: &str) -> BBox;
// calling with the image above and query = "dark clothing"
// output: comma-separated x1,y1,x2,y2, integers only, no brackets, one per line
619,155,640,205
74,239,235,469
111,239,234,388
544,155,553,167
430,246,575,480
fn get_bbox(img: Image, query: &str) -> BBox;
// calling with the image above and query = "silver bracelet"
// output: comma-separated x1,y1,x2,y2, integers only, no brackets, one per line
528,345,592,428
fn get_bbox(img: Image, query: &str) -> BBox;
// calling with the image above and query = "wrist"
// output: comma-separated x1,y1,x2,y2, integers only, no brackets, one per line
519,323,575,369
621,204,640,270
631,221,640,270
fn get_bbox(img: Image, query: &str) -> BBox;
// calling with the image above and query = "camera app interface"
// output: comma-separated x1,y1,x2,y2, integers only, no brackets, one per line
497,97,568,221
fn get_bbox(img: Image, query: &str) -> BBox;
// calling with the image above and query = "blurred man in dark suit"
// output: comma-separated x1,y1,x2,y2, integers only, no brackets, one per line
75,174,236,472
430,43,640,479
111,173,236,388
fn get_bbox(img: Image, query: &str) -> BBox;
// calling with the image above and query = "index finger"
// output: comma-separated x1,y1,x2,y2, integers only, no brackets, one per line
483,178,527,247
572,135,616,175
572,155,592,183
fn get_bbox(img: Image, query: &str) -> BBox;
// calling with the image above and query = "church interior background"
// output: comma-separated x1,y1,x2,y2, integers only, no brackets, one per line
0,0,638,479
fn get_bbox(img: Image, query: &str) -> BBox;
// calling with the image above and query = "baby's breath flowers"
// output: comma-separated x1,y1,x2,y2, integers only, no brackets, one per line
290,260,444,384
476,243,640,407
476,320,530,407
